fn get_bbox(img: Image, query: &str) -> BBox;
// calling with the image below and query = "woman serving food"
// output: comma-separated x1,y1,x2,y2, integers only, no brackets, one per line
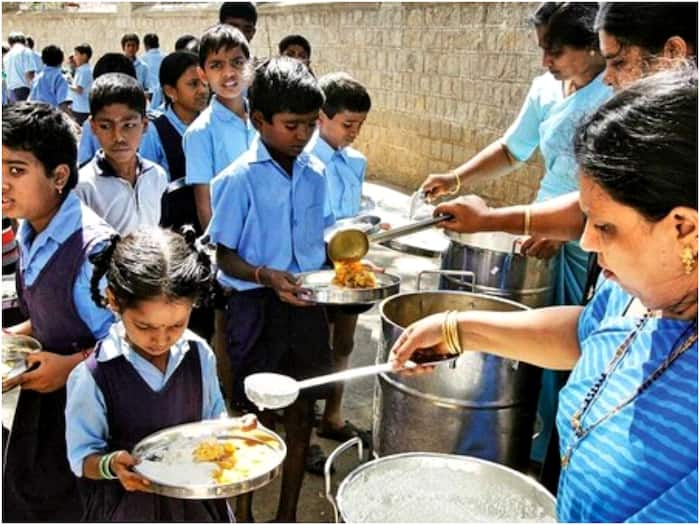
392,67,698,523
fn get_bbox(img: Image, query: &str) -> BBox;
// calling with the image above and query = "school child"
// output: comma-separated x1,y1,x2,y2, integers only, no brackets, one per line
69,43,93,126
219,2,257,44
120,33,153,96
175,34,200,53
28,45,71,112
1,102,115,522
278,34,312,70
304,72,372,473
65,226,232,522
140,51,209,186
75,73,168,235
208,56,332,523
182,23,255,232
142,33,165,109
77,52,137,166
3,32,36,102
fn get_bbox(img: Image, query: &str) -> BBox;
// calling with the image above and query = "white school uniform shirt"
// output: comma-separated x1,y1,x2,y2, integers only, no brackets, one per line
74,151,168,235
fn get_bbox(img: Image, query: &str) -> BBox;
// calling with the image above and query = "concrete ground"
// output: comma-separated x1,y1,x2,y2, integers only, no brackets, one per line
2,181,447,523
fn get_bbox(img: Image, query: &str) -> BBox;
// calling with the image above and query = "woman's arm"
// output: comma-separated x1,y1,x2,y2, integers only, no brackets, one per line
421,141,520,200
392,305,583,371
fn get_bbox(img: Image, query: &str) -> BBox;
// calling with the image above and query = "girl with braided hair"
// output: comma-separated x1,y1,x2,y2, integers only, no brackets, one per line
65,226,234,522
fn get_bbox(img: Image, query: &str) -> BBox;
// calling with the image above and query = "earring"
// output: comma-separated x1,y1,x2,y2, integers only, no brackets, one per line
681,245,696,274
57,187,63,195
589,49,596,57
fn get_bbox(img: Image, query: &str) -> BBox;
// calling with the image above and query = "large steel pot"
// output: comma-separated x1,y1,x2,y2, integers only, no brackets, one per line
373,287,541,471
440,230,556,308
325,437,556,523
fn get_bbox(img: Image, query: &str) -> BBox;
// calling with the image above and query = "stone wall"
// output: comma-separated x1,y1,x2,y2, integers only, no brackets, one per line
3,2,545,206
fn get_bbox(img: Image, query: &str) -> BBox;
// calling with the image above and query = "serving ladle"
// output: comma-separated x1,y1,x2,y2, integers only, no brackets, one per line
327,214,453,262
244,354,458,411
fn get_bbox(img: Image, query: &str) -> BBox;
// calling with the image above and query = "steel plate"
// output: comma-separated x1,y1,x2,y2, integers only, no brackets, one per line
132,418,286,499
297,270,400,305
2,334,41,392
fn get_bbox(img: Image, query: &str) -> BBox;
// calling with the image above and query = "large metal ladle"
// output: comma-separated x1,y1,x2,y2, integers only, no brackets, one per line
327,214,452,262
244,355,457,411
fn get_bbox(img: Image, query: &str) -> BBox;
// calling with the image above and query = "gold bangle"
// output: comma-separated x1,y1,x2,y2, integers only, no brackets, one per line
448,311,462,355
449,172,461,195
523,205,531,236
442,311,451,352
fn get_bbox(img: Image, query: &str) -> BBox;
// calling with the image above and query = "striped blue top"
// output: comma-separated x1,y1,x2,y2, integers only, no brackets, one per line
557,279,698,522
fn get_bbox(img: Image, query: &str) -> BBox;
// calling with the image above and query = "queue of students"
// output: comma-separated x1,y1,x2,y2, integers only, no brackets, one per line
1,1,697,523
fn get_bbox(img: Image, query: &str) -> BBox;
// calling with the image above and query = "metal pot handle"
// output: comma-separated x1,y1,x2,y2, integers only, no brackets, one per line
416,269,476,291
324,436,364,523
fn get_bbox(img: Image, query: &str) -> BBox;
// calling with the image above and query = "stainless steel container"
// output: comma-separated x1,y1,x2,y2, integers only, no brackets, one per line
373,290,541,471
439,230,556,308
325,438,556,523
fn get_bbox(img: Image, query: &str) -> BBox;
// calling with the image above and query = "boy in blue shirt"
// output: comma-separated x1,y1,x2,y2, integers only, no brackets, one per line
28,45,71,112
183,24,255,231
305,72,371,469
120,33,152,97
69,43,93,125
208,57,331,523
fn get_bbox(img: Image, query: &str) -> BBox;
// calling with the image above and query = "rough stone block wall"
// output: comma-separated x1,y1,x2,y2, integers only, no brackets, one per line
3,2,545,206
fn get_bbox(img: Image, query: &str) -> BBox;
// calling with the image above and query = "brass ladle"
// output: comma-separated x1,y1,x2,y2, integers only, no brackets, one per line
327,214,452,262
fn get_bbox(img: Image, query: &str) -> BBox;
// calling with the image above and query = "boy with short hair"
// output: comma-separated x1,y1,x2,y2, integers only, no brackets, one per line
305,72,372,472
120,33,152,97
75,73,167,235
208,57,332,523
183,24,255,231
278,34,312,69
142,33,165,109
69,43,93,125
28,45,71,112
219,2,257,43
3,32,37,102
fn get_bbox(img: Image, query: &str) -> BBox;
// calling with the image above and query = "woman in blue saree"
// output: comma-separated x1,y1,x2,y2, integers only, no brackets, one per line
395,67,698,523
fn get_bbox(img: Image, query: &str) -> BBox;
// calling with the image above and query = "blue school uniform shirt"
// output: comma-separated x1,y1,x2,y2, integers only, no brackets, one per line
131,57,152,93
139,105,188,180
183,95,257,186
141,49,163,91
3,44,37,90
16,192,114,339
69,63,92,113
208,137,335,291
306,133,367,220
65,323,227,476
556,278,698,522
28,66,70,107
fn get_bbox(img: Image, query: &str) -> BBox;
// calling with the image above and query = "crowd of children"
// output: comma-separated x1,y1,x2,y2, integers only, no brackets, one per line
3,2,374,522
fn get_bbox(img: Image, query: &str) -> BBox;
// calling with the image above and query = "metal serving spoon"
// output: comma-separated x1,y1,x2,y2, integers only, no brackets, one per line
244,354,458,411
327,214,453,262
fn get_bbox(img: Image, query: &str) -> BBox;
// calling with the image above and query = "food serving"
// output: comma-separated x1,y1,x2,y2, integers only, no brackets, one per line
2,334,41,391
332,260,377,289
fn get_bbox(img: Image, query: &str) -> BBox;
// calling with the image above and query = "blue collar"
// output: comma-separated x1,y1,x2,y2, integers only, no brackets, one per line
249,136,311,171
211,95,250,124
18,191,83,248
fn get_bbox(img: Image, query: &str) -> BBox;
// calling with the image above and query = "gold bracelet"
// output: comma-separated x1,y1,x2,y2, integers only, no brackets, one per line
442,311,451,352
449,172,461,195
448,311,462,355
523,205,532,236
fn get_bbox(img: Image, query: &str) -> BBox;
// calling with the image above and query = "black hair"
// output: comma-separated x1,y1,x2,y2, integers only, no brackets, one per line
574,66,697,221
596,3,698,56
8,32,26,46
93,52,137,80
2,45,9,55
143,33,159,49
26,36,35,49
89,73,146,118
160,51,199,106
199,23,250,68
249,57,325,122
41,45,63,68
319,72,371,119
278,34,311,57
121,33,140,48
89,226,214,310
2,102,79,201
530,2,600,52
219,2,257,24
175,34,198,52
74,43,93,61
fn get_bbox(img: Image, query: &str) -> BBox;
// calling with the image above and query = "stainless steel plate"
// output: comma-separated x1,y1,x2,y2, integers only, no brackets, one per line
132,418,286,499
2,334,41,392
297,270,400,305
